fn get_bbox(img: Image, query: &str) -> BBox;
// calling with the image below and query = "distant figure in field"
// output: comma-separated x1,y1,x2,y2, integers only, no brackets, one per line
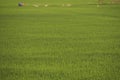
18,2,24,7
44,4,48,7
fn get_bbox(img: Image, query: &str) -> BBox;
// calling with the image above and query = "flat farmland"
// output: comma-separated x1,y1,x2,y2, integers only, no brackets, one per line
0,0,120,80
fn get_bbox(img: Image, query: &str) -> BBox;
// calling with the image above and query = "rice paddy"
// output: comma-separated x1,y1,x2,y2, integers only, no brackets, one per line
0,0,120,80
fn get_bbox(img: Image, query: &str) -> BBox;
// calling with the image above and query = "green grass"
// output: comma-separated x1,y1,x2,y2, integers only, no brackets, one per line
0,1,120,80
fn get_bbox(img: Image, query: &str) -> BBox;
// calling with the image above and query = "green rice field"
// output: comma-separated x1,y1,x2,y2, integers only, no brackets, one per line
0,0,120,80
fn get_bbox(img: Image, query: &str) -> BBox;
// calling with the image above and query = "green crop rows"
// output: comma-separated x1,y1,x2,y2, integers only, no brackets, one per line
0,0,120,80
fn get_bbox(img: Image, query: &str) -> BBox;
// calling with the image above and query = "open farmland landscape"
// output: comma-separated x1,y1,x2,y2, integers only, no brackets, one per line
0,0,120,80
